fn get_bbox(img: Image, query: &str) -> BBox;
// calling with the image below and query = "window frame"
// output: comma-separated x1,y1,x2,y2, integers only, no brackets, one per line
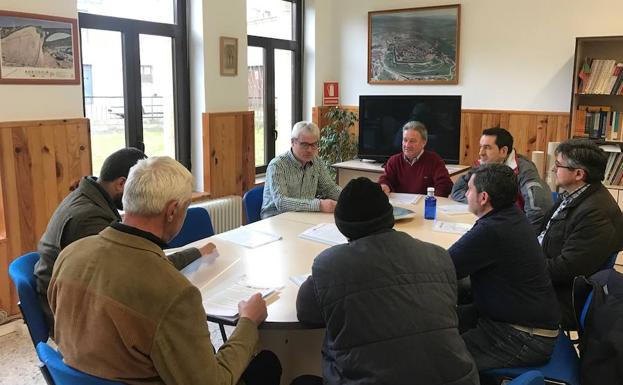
248,0,303,174
78,0,191,169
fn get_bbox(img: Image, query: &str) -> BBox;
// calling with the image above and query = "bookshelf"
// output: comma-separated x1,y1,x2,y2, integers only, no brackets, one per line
570,36,623,191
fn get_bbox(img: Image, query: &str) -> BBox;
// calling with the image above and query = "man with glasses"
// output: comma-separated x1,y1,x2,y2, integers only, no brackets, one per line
261,121,341,218
379,121,453,197
539,139,623,328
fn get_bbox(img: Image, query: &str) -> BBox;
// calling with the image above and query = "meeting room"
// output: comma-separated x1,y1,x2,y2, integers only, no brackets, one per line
1,1,623,385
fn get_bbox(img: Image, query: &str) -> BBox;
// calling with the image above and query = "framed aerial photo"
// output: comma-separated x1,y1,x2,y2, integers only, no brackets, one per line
368,4,460,84
0,11,80,84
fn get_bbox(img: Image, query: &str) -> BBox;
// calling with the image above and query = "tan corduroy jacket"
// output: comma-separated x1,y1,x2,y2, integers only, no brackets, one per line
49,226,258,385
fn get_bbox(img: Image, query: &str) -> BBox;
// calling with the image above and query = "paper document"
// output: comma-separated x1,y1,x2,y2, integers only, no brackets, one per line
437,204,471,215
432,221,473,235
216,227,282,248
299,223,348,246
393,206,416,220
290,273,311,287
389,193,423,205
203,277,278,317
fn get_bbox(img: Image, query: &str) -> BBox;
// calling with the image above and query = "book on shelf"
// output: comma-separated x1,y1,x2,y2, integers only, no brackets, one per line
577,58,623,95
575,105,611,139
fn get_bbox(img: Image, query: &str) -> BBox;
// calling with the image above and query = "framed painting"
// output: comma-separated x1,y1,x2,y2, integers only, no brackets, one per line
368,4,460,84
0,11,80,84
220,36,238,76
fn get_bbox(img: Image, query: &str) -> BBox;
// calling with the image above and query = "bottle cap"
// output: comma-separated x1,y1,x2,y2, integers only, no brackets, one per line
427,187,435,193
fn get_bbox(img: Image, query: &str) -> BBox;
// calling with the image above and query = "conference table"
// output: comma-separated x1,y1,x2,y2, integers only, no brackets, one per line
174,196,476,384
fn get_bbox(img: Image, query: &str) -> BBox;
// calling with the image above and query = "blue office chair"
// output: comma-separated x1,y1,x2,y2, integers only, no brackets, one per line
168,207,215,248
509,371,545,385
552,191,559,202
243,185,264,224
36,342,125,385
603,252,618,270
579,290,594,331
8,252,49,347
483,333,580,385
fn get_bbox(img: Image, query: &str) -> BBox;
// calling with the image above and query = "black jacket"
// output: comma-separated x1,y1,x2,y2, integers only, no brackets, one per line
573,269,623,385
296,230,479,385
540,183,623,328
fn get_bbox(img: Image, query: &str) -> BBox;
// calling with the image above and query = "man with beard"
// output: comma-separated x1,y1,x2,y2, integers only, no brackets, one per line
34,148,212,333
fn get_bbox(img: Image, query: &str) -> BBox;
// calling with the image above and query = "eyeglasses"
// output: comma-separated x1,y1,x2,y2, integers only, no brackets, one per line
295,140,319,150
553,161,575,170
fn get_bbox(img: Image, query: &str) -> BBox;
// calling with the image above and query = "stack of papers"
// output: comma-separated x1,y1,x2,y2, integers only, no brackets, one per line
299,223,348,246
202,277,278,317
389,193,423,205
216,227,282,248
289,273,311,287
432,221,473,235
393,206,416,220
437,204,471,215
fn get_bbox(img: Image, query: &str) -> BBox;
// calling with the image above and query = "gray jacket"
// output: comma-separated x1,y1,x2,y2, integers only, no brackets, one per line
297,230,479,385
450,150,552,231
35,177,200,298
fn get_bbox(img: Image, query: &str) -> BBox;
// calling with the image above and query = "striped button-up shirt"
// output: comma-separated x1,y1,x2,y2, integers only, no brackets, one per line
261,149,342,218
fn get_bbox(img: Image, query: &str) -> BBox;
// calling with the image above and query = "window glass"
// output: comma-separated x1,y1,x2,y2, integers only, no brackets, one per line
248,46,265,167
77,0,174,24
247,0,293,40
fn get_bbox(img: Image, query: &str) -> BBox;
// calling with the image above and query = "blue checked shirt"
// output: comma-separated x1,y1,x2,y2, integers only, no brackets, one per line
260,150,342,219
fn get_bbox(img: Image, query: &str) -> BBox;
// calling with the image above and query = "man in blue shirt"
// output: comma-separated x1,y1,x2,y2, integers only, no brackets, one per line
449,163,560,370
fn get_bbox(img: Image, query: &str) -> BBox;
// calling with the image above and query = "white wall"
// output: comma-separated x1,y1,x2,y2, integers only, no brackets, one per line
189,0,248,189
0,0,83,121
316,0,623,112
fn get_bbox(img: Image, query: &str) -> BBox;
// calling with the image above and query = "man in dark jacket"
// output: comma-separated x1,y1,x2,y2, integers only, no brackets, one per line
296,177,479,385
538,139,623,328
448,163,560,370
35,148,213,333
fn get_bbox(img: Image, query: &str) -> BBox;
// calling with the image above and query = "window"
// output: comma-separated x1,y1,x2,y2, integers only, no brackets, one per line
78,0,189,175
247,0,302,173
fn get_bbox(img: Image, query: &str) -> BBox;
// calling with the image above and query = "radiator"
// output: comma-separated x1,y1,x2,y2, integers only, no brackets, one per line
191,195,242,234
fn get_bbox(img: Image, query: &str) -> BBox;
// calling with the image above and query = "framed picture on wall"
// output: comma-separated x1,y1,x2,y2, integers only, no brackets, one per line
368,4,460,84
220,36,238,76
0,10,80,84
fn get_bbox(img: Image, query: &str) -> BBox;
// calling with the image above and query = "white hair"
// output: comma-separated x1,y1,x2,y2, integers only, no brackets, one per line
403,121,428,142
122,156,193,215
291,121,320,140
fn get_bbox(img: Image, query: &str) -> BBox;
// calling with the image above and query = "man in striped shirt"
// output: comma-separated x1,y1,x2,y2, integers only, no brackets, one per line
261,121,342,218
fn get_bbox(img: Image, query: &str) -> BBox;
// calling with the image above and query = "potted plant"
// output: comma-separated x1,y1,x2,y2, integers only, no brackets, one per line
318,106,359,179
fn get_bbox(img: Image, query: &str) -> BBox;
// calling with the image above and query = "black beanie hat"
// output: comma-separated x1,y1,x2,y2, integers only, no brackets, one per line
334,177,394,240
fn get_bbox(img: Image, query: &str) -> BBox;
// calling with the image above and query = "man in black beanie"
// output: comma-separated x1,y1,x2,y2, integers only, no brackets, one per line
295,177,478,385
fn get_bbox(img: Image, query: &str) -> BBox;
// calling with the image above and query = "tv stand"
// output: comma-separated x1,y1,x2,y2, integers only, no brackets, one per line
332,159,470,187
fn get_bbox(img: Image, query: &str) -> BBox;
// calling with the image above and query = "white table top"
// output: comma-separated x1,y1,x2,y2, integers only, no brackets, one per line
178,196,476,328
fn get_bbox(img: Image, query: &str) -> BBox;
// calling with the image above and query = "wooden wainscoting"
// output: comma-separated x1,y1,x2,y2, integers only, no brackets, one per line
312,106,570,174
0,118,91,316
312,105,360,138
203,111,255,198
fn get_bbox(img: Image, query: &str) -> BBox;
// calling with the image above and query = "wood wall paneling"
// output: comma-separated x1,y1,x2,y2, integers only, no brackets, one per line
203,111,255,198
0,118,90,316
312,105,360,138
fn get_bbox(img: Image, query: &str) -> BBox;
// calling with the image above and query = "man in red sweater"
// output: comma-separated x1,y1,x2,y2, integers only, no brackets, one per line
379,121,453,197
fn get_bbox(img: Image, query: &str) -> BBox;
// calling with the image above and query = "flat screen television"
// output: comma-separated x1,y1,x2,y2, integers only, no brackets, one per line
358,95,462,164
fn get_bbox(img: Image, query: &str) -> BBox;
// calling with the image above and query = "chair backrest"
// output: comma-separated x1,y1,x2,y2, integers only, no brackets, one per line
509,370,545,385
168,207,215,248
36,342,125,385
603,252,618,270
243,185,264,224
8,252,49,346
579,290,594,331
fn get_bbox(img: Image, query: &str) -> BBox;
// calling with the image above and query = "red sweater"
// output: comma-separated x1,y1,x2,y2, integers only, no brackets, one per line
378,151,453,197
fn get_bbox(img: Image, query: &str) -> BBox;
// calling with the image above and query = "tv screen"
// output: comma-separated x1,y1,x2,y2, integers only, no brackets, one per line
358,95,462,164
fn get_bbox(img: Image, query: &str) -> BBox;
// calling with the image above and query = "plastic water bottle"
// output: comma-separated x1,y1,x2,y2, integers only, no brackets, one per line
424,187,436,220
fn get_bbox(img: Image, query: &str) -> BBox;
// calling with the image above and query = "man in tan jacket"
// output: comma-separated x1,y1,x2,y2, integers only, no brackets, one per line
49,156,280,385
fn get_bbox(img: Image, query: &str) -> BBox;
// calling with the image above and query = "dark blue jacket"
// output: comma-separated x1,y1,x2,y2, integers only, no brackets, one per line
449,205,560,329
